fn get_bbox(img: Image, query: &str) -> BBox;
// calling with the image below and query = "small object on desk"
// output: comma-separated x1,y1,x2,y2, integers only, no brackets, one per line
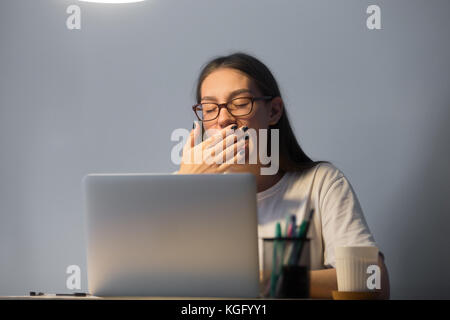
261,236,311,299
56,293,87,297
295,209,314,261
29,291,88,297
288,225,304,265
289,209,314,265
288,215,296,237
284,214,291,237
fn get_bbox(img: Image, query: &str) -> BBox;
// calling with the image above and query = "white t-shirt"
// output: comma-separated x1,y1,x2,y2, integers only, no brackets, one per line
257,162,377,271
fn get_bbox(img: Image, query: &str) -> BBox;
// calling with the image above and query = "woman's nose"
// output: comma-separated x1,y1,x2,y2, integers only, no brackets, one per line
217,106,236,128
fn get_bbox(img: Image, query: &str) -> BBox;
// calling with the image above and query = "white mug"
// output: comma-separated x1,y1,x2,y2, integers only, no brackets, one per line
335,246,379,292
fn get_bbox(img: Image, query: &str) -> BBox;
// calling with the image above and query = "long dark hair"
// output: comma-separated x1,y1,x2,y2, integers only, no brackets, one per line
195,52,327,172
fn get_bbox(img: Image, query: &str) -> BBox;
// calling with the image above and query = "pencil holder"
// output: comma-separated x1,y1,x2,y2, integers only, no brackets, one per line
260,237,311,298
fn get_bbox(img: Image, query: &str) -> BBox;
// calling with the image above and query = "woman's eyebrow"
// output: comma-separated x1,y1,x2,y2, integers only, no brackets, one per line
201,88,252,101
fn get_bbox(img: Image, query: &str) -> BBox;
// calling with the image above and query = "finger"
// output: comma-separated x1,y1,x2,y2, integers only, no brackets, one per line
213,134,249,164
190,121,202,149
203,124,238,149
218,148,246,171
183,122,200,164
210,131,238,162
188,127,195,149
217,126,248,154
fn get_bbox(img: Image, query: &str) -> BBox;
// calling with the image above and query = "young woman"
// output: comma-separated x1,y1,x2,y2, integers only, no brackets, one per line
176,52,390,299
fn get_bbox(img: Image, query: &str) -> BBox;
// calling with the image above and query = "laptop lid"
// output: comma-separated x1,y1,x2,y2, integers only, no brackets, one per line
83,173,260,297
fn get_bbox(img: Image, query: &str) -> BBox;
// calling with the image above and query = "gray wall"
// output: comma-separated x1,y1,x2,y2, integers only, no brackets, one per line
1,0,449,299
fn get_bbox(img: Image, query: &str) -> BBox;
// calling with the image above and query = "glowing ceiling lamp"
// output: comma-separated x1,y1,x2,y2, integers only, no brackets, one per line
79,0,145,3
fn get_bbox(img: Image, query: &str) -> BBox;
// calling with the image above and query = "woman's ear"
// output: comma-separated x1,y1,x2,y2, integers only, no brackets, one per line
268,97,284,125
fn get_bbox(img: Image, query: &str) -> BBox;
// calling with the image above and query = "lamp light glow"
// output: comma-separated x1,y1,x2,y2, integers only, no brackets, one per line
78,0,145,3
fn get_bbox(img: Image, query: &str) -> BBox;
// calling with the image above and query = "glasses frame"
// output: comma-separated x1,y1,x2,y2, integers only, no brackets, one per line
192,96,273,122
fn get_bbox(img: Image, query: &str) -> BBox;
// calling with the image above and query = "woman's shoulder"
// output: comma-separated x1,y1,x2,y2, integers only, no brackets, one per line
288,162,344,183
282,162,348,197
313,162,345,181
285,162,356,209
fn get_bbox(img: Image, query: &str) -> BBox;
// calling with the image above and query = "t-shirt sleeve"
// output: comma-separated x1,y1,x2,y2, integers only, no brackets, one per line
320,172,377,268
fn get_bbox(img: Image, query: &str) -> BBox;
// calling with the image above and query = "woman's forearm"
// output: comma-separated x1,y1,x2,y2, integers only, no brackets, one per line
309,268,338,299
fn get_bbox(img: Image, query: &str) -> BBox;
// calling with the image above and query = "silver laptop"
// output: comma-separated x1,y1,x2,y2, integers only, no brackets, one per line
82,173,260,298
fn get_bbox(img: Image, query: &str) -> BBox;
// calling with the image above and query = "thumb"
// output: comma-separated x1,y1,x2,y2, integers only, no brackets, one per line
190,121,202,148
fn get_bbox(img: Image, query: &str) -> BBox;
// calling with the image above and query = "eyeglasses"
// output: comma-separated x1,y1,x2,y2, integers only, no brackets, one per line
192,96,273,122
